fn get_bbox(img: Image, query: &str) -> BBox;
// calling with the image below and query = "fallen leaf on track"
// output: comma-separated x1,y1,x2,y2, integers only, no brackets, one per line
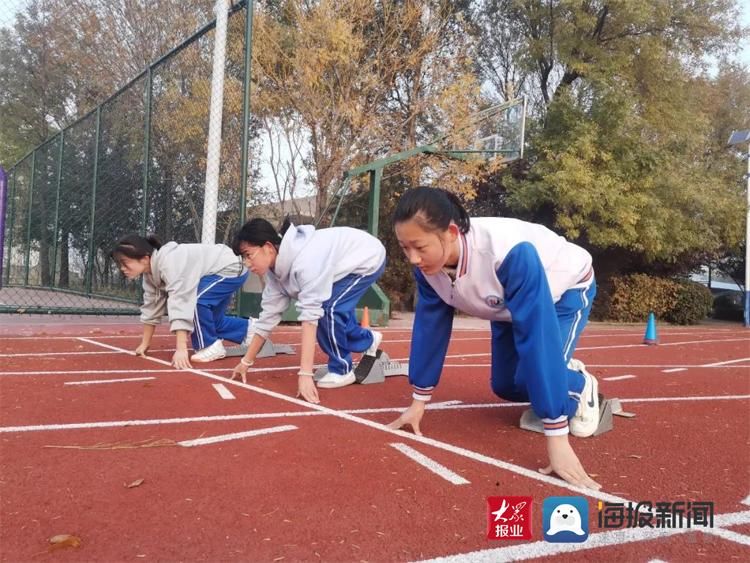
48,534,82,550
125,478,145,488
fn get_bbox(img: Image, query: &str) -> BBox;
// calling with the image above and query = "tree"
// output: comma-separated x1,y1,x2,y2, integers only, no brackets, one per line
251,0,484,216
470,0,748,280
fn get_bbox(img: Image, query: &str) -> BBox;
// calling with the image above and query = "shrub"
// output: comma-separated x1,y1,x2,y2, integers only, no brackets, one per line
663,280,713,325
606,274,677,322
604,274,711,325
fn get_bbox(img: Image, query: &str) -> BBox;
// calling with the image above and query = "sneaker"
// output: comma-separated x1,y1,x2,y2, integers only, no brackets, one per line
241,317,258,346
316,370,356,389
190,340,227,363
364,330,383,357
568,359,600,437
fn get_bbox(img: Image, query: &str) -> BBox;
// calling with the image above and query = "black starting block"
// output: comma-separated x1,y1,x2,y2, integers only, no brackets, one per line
224,338,295,359
519,393,635,436
313,351,409,385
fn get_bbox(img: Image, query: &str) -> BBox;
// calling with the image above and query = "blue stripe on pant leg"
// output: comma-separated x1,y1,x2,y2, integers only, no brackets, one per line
318,274,369,374
193,276,226,349
317,261,385,374
207,272,249,344
555,279,597,413
341,260,386,352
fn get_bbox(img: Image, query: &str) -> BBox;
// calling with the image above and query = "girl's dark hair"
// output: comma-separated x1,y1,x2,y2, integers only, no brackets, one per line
111,234,161,263
232,217,292,254
393,186,470,234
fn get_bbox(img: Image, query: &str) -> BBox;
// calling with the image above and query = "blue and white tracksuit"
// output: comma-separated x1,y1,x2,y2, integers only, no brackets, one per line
409,218,596,437
140,242,250,350
252,224,386,375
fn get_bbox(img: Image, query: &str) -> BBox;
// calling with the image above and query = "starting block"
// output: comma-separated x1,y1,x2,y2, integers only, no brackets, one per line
313,351,409,384
519,393,635,436
224,338,295,359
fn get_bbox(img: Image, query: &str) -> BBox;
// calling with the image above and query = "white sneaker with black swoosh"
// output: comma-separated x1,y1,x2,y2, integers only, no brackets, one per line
568,359,600,437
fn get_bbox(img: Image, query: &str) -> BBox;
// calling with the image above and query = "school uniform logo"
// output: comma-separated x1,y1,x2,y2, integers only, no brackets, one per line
485,295,504,308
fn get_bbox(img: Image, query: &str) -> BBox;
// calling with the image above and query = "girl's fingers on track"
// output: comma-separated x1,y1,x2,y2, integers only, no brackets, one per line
539,465,602,490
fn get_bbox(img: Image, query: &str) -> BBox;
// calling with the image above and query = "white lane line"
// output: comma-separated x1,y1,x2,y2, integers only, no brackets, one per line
0,351,124,357
2,337,747,360
602,375,636,381
178,425,296,447
3,394,749,434
212,383,236,400
702,357,750,367
662,368,687,373
416,510,750,562
440,364,749,369
72,337,749,515
64,377,155,386
1,369,180,376
390,443,470,485
0,411,324,433
648,560,668,563
436,338,750,360
4,364,749,377
576,338,750,350
1,329,739,341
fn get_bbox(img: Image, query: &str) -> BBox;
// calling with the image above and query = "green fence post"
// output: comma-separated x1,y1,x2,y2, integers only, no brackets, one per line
50,131,64,285
86,107,102,295
141,67,152,236
367,167,382,236
237,0,255,315
24,151,36,285
4,169,17,285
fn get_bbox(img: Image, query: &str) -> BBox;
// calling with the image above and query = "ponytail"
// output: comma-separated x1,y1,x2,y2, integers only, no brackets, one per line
393,186,470,234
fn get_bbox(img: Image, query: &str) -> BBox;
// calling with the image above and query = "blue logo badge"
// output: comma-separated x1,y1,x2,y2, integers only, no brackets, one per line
543,496,589,542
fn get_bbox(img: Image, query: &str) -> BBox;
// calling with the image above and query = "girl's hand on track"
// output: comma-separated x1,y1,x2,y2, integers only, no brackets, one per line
540,434,601,490
296,375,320,404
387,400,426,436
172,349,192,370
231,362,249,383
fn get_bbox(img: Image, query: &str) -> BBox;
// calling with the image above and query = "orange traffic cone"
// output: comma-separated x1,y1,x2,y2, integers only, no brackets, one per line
360,306,371,328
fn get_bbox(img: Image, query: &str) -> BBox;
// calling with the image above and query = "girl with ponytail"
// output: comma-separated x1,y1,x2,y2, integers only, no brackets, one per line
111,234,252,369
388,186,602,491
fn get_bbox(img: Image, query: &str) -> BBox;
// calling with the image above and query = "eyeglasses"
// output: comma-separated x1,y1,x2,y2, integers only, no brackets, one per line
244,248,262,262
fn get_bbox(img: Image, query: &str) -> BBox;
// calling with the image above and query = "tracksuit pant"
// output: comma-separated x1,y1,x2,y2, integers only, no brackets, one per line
192,271,250,350
316,260,386,375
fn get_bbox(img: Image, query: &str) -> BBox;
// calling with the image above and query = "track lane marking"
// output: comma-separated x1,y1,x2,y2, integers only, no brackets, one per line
390,443,470,485
64,377,155,386
178,425,296,447
212,383,236,400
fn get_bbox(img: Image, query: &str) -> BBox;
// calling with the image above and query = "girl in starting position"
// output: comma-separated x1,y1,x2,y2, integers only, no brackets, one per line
388,187,601,490
112,234,252,368
230,218,385,403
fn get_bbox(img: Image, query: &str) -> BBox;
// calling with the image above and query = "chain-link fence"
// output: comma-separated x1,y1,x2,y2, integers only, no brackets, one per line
0,1,252,314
